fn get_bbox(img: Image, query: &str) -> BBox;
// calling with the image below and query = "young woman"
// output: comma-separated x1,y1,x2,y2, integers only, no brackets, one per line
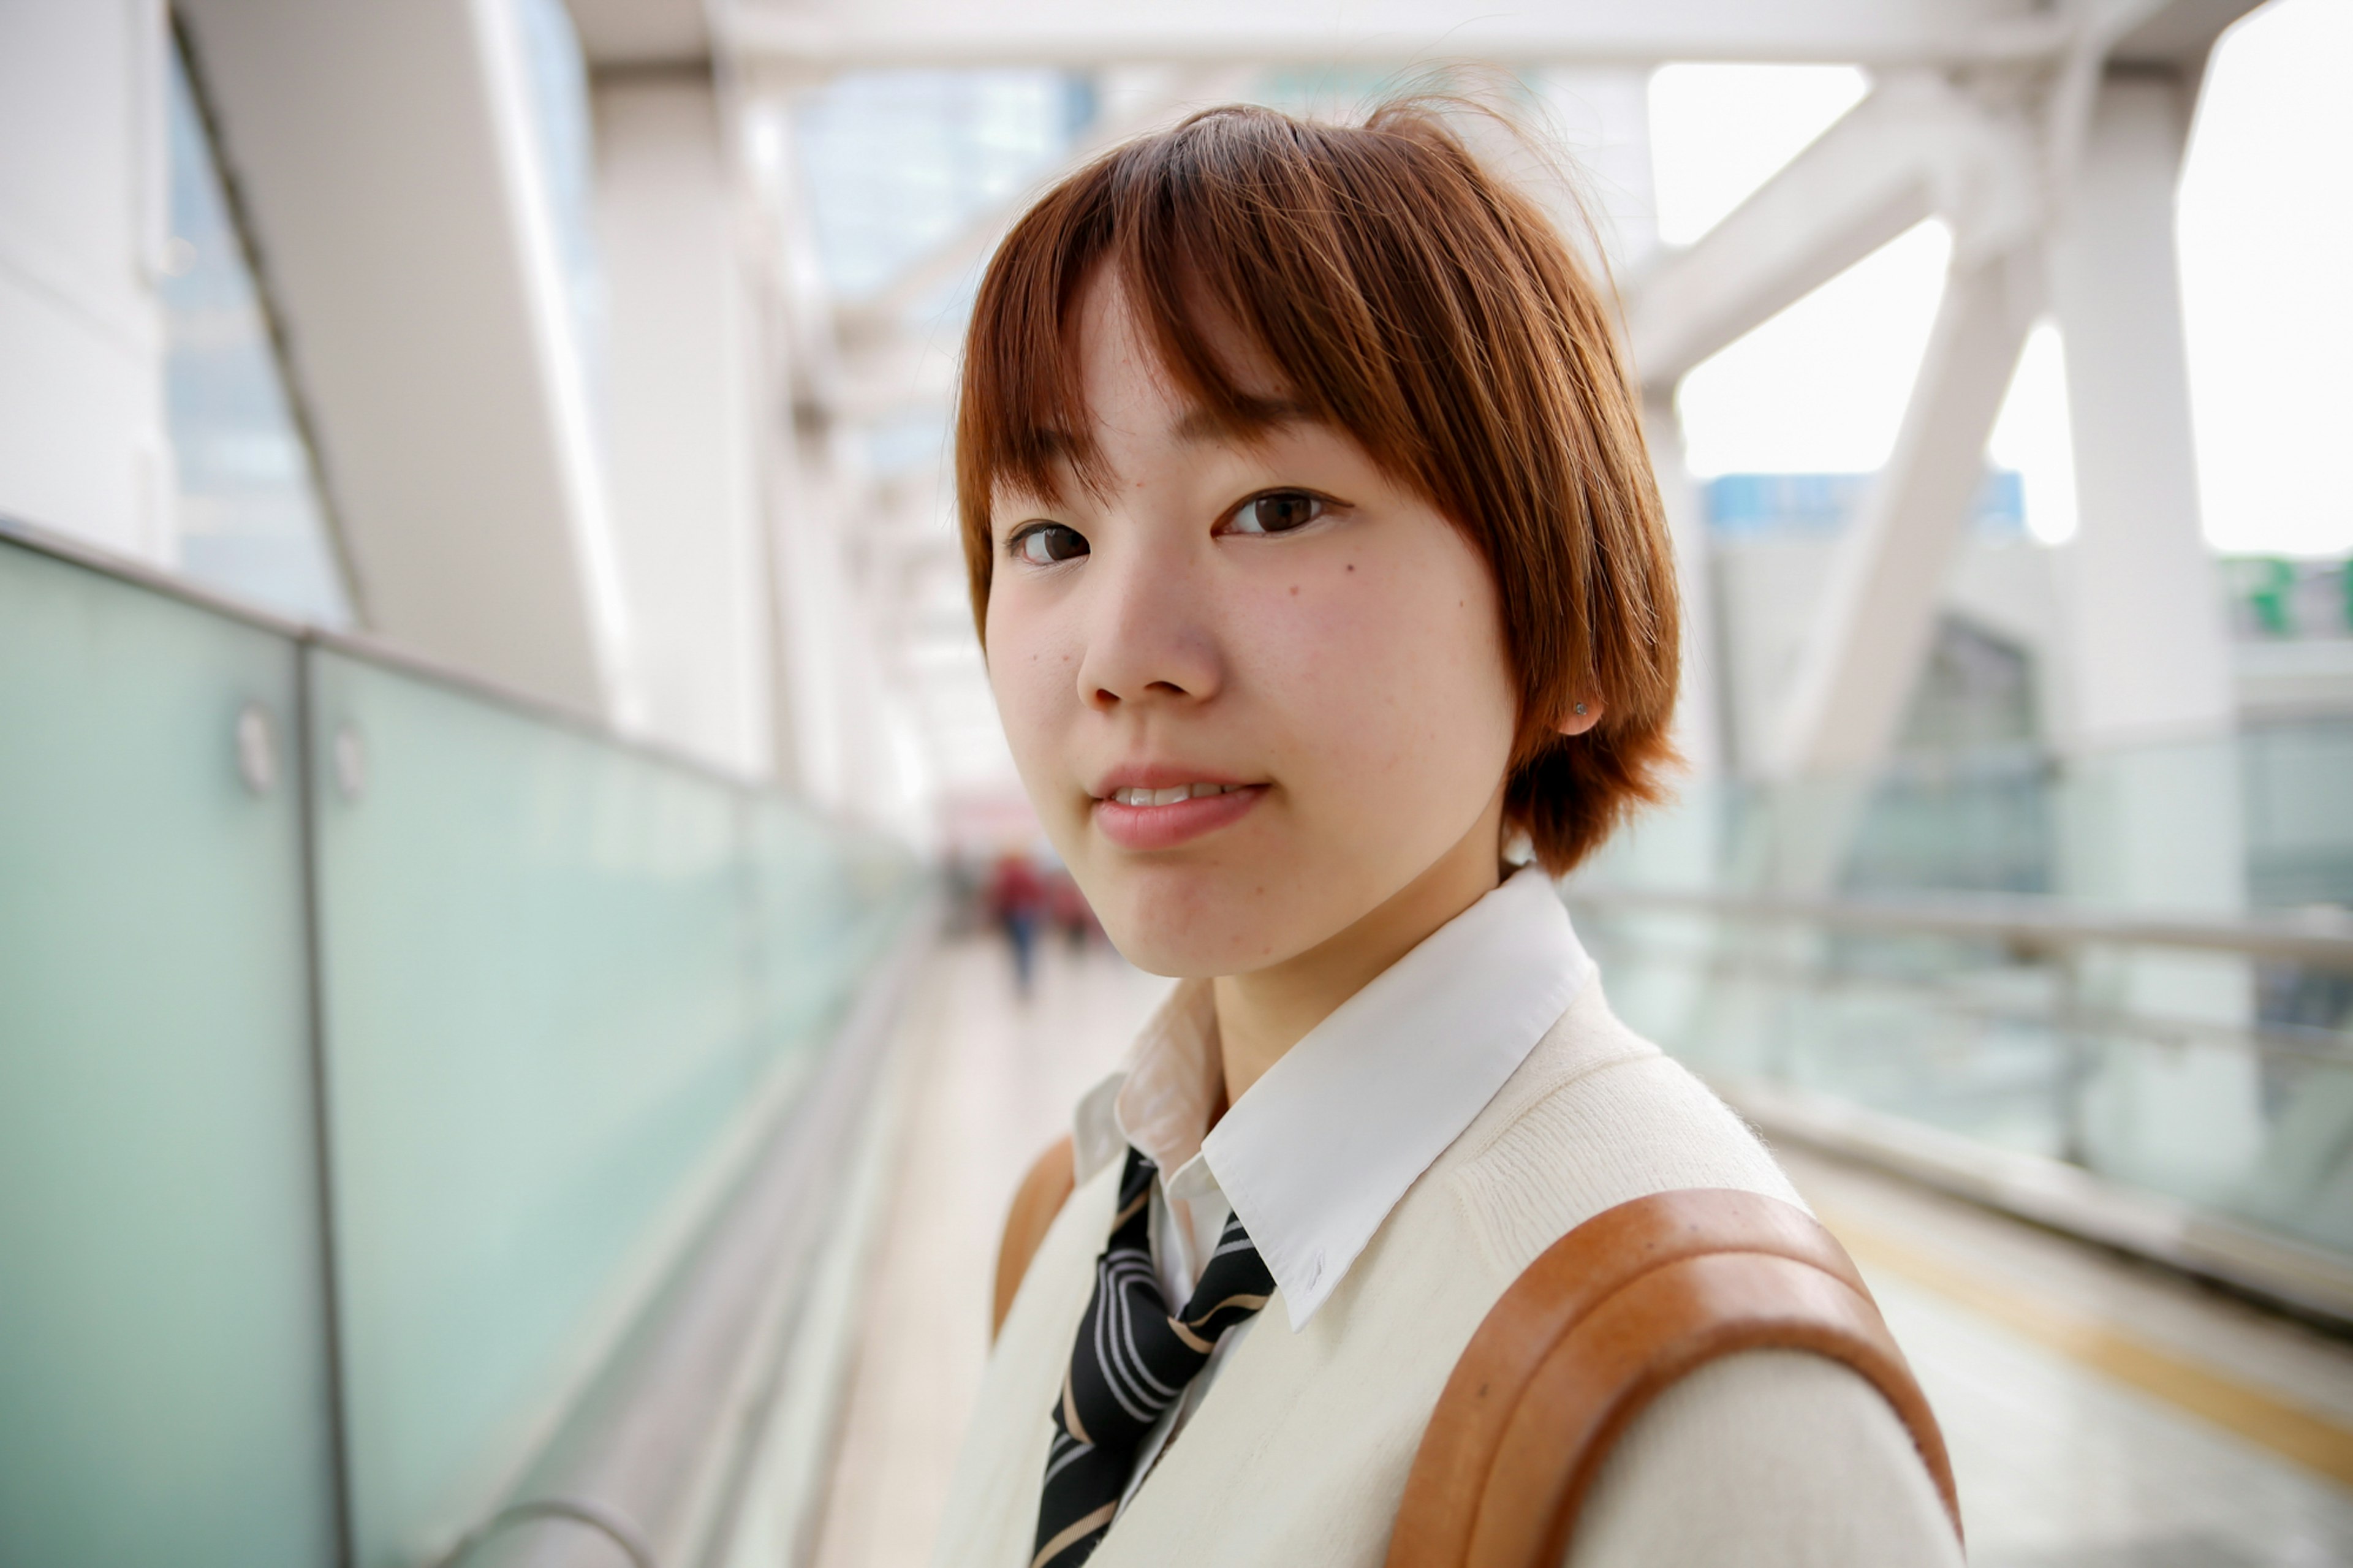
932,102,1962,1567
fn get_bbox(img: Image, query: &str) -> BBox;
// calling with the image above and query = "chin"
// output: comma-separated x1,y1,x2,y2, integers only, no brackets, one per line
1083,859,1295,979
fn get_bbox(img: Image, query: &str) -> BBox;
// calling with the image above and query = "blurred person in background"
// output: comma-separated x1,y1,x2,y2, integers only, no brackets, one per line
933,100,1960,1568
985,846,1048,996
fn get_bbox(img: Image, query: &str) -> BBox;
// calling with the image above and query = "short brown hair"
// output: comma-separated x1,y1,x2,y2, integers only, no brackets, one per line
956,100,1680,873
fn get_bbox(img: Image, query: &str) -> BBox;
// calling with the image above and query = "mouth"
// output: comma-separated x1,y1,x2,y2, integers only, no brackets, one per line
1089,778,1267,851
1103,781,1251,807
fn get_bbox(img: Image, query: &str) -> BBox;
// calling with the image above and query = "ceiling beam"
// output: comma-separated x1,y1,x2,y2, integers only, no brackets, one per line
726,0,2074,70
178,0,631,721
563,0,709,69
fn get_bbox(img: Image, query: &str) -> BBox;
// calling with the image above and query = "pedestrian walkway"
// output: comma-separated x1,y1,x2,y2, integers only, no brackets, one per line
813,936,1167,1568
1789,1144,2353,1566
813,937,2353,1567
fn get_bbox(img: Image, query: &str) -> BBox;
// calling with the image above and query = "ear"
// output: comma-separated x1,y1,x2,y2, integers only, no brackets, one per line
1556,698,1604,738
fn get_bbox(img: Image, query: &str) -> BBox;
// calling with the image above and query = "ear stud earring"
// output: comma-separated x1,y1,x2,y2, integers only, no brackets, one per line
1574,703,1588,715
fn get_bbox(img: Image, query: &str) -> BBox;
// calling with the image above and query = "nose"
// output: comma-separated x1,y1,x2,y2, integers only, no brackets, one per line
1074,540,1222,714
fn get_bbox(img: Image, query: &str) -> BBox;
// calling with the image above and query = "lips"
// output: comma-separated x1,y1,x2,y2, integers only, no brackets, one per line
1091,779,1267,850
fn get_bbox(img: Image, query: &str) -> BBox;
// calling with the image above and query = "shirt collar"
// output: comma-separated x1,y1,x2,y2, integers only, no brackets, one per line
1070,866,1591,1330
1072,978,1221,1186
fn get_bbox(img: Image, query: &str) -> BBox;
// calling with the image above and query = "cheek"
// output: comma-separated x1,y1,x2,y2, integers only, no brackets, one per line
983,594,1078,772
1251,539,1517,800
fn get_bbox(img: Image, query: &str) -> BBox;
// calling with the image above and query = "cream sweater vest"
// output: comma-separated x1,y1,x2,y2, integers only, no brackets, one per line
932,983,1963,1568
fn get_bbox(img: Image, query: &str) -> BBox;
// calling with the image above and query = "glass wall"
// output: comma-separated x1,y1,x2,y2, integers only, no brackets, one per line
0,528,918,1567
0,527,338,1568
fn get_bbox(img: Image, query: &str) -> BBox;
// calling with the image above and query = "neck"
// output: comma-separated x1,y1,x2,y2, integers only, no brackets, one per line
1211,792,1507,1108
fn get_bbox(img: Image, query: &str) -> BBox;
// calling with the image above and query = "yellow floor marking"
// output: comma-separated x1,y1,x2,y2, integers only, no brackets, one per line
1815,1204,2353,1491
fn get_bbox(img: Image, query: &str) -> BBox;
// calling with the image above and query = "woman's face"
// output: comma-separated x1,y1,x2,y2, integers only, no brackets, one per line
983,276,1520,977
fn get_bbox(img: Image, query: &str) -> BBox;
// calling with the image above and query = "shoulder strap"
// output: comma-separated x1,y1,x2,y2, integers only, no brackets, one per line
992,1133,1077,1341
1385,1187,1962,1568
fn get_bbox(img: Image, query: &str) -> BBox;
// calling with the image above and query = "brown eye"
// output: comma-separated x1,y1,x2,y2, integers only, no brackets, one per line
1229,491,1327,536
1012,523,1089,565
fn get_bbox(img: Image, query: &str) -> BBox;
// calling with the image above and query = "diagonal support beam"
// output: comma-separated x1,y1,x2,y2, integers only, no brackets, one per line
1766,242,2045,778
1623,71,2036,390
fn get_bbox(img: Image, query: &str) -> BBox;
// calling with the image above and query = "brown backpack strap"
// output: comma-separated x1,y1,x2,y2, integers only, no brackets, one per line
991,1134,1077,1341
1387,1188,1961,1567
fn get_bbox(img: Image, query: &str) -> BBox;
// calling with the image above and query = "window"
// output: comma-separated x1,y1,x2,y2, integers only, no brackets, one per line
161,28,354,627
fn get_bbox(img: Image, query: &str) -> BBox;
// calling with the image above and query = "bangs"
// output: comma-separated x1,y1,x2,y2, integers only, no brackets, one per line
959,104,1495,537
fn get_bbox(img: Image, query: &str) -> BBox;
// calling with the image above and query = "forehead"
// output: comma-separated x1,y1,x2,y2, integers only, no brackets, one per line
1029,270,1311,478
1069,273,1192,435
1083,268,1294,411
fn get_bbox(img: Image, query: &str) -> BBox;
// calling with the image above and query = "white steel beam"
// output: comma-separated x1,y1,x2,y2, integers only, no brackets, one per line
2108,0,2265,73
2050,69,2232,749
1629,67,2046,781
175,0,632,721
564,0,708,69
2047,63,2255,1201
595,73,773,775
728,0,2071,71
1767,242,2044,776
1722,5,2251,781
1645,400,1724,783
727,0,2257,72
1623,72,2037,390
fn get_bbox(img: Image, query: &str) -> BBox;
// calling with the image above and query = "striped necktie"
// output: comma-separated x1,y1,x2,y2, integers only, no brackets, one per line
1032,1146,1275,1568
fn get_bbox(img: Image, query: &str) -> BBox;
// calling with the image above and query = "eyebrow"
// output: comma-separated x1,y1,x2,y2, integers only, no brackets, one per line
1172,398,1317,445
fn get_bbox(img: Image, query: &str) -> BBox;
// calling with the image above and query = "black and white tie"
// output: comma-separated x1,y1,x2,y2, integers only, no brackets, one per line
1032,1146,1275,1567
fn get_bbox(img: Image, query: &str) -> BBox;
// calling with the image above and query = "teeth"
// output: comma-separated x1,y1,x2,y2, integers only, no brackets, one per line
1110,783,1243,806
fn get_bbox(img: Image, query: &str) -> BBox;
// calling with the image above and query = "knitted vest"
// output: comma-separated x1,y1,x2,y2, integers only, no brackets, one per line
930,982,1947,1568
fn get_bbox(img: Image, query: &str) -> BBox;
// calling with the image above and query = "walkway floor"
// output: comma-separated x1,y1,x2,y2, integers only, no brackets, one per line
812,936,1165,1568
811,936,2353,1568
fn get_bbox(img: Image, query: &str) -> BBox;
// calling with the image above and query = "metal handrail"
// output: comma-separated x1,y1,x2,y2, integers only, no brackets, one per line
1599,936,2353,1064
455,898,939,1568
0,512,770,794
1563,883,2353,973
1564,880,2353,1322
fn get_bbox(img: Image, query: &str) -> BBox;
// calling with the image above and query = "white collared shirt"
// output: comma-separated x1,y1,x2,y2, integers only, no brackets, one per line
1066,866,1593,1502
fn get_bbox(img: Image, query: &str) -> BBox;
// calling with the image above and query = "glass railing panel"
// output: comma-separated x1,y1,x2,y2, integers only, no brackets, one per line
748,799,928,1064
746,793,864,1070
1572,716,2353,1279
2240,717,2353,911
306,649,798,1568
1575,904,2353,1259
1583,915,2074,1152
1596,721,2353,916
0,539,339,1568
2231,1039,2353,1255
